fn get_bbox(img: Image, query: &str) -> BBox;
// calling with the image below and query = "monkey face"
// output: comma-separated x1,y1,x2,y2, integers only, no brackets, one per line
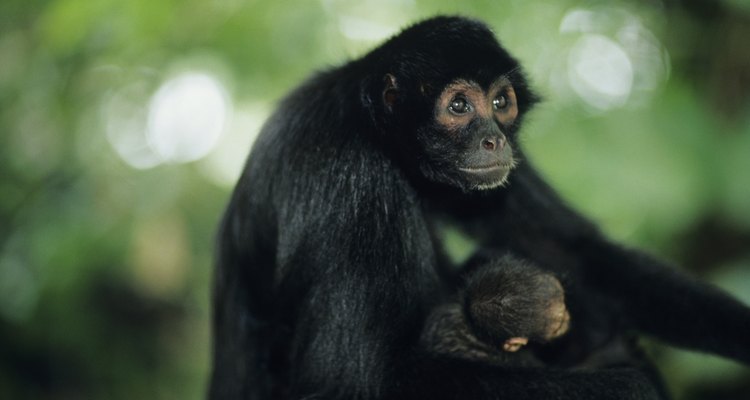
415,77,521,192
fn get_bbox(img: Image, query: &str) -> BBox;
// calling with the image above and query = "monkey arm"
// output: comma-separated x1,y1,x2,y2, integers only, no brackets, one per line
579,238,750,365
210,195,277,400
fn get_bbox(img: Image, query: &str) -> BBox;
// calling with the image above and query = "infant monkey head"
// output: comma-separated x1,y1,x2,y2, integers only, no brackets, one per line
421,256,570,363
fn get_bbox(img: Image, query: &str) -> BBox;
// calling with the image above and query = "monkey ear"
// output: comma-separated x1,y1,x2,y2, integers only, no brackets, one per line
360,73,400,128
382,73,399,111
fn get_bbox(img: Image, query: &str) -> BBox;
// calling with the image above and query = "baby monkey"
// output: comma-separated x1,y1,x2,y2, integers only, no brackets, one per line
421,255,570,365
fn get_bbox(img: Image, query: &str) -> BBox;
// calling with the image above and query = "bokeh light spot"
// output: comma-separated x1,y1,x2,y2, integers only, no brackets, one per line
568,34,634,110
104,81,162,170
554,8,670,112
147,72,231,163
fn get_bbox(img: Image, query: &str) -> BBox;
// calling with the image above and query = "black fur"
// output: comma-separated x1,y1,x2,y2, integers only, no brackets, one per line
209,16,750,400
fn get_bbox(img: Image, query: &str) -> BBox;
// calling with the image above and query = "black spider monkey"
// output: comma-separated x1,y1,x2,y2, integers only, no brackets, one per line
210,16,750,400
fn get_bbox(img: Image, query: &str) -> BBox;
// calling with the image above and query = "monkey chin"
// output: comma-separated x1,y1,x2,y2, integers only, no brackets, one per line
460,163,514,191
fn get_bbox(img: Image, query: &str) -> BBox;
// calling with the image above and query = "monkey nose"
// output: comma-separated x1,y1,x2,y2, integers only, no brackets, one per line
481,137,504,151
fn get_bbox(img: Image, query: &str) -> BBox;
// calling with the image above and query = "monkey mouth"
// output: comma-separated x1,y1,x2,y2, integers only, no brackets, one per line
458,162,509,174
458,162,515,191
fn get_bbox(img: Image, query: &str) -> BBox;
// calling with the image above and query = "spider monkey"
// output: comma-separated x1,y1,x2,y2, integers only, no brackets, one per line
210,16,750,400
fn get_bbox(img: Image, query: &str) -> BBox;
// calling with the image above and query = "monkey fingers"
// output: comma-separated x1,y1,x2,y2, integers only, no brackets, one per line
502,337,529,352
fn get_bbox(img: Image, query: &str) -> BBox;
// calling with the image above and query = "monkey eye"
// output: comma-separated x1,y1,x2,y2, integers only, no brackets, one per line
493,95,508,110
448,96,471,115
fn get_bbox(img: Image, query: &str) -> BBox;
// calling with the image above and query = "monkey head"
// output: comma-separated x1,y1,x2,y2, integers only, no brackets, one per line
364,16,538,192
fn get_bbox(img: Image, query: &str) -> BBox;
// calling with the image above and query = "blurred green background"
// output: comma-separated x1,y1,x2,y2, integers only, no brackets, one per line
1,0,749,399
